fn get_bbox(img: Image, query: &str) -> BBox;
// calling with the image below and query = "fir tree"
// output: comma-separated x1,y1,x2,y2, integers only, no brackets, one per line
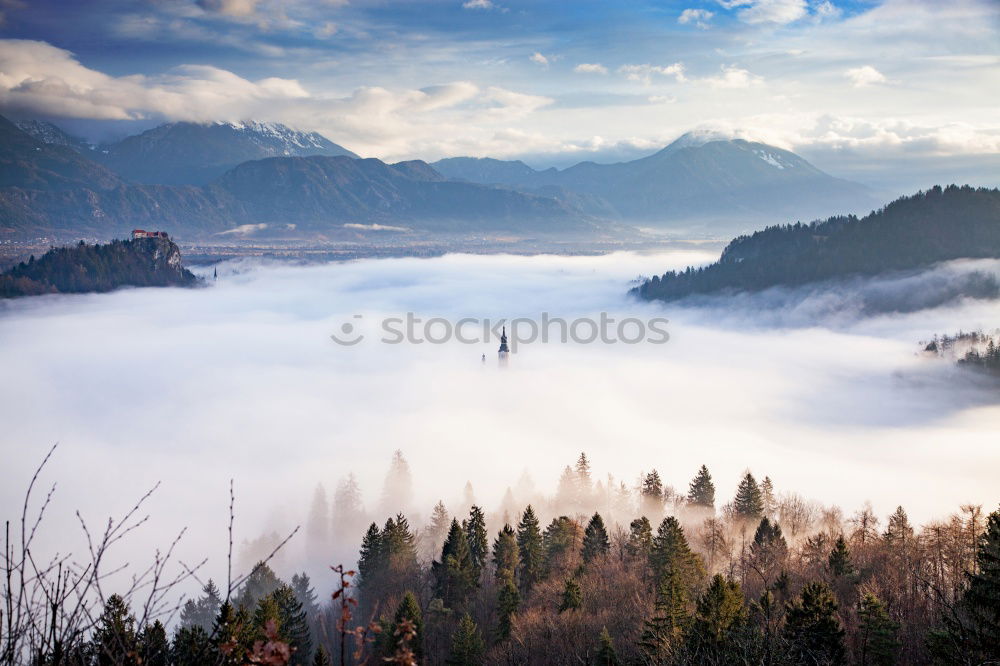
492,524,520,582
465,505,489,581
446,614,485,666
432,519,476,609
171,625,211,666
378,449,414,516
627,516,654,559
595,626,620,666
306,483,330,559
582,513,611,563
179,580,223,632
689,574,746,657
733,472,764,521
427,500,451,556
639,568,689,663
641,470,665,515
332,473,365,539
495,577,520,641
686,465,716,510
783,582,846,665
856,592,900,666
357,523,385,594
883,506,913,544
92,594,138,666
311,646,332,666
236,561,282,612
828,535,855,577
575,452,593,508
392,591,424,659
544,516,580,570
272,584,313,665
559,578,582,613
138,620,170,666
761,476,776,517
516,505,544,594
650,517,706,594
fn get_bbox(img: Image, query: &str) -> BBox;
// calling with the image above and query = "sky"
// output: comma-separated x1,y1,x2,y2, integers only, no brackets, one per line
0,0,998,190
2,251,999,584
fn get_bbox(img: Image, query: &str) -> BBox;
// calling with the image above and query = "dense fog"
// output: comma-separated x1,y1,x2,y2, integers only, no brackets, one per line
1,249,998,588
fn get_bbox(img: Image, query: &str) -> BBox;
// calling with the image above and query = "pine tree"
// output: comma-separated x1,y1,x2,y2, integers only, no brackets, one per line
783,582,846,665
357,523,385,595
495,577,520,641
171,625,211,666
272,584,313,665
382,514,420,594
575,452,593,508
465,505,489,581
641,470,665,516
760,476,776,517
447,614,485,666
138,620,170,666
689,574,746,657
556,466,577,508
236,561,282,611
92,594,138,666
516,505,544,594
544,516,580,570
311,646,332,666
828,535,855,577
392,591,424,659
639,568,689,662
627,517,654,559
686,465,716,510
559,578,582,613
291,573,320,637
650,517,706,594
582,513,611,563
595,626,620,666
492,524,520,582
306,483,330,559
180,580,222,632
733,472,764,521
856,592,899,666
427,500,451,557
433,519,476,609
378,450,414,517
332,473,365,539
883,506,913,544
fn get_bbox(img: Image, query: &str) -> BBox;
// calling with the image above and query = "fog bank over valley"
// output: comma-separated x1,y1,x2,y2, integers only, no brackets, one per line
1,249,998,583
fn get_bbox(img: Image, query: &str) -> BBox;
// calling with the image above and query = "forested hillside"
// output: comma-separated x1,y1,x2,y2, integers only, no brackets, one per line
8,451,998,665
0,236,198,297
635,186,1000,302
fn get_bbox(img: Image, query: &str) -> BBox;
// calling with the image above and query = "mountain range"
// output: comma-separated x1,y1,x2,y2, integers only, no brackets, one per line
1,115,886,240
433,131,882,226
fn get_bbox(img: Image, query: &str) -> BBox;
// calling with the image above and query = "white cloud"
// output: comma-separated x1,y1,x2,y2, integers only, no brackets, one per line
702,65,764,88
812,0,841,20
678,8,714,28
618,63,687,85
530,52,549,67
462,0,494,9
574,63,608,75
723,0,809,24
196,0,260,18
845,65,888,87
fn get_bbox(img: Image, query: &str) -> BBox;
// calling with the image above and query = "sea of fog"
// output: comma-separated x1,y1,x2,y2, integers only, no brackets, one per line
1,249,998,589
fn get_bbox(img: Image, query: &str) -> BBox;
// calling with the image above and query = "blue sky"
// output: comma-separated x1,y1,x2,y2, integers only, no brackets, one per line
0,0,997,190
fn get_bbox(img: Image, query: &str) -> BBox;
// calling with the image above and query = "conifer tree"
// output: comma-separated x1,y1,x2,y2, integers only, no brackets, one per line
733,472,764,520
237,561,283,611
138,620,170,666
856,592,900,666
582,513,611,563
357,523,385,595
650,517,706,594
179,580,223,632
761,476,776,517
446,614,485,666
392,591,424,659
627,517,654,560
575,452,593,508
639,568,689,662
783,582,846,665
883,506,913,544
689,574,746,657
378,450,414,517
556,466,577,508
686,465,716,510
171,625,211,666
641,470,665,516
595,626,620,666
427,500,451,556
306,484,331,558
312,646,332,666
828,535,855,577
433,519,476,609
559,578,582,613
382,514,420,594
492,524,520,582
544,516,580,571
92,594,138,666
332,473,365,539
495,578,520,641
272,584,313,665
516,505,544,594
465,505,489,581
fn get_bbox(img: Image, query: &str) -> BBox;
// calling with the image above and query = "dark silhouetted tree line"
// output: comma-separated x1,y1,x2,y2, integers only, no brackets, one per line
635,186,1000,302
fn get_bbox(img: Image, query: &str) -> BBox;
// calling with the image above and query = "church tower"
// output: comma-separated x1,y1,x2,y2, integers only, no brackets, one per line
498,325,510,365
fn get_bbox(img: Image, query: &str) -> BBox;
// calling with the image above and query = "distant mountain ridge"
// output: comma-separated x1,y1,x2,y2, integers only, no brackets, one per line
93,120,360,185
433,133,882,226
0,115,593,238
